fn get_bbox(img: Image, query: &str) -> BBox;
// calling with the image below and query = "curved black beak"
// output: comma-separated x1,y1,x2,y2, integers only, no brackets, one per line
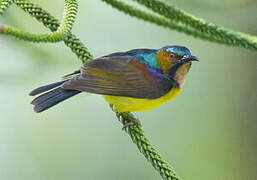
176,55,199,65
188,55,199,62
182,55,199,62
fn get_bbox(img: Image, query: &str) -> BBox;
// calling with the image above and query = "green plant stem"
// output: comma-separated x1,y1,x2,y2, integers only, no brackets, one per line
0,0,15,15
0,0,78,42
116,112,180,180
15,0,93,62
102,0,231,46
133,0,257,50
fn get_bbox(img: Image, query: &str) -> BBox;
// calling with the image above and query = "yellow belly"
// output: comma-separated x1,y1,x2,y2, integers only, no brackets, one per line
104,87,182,112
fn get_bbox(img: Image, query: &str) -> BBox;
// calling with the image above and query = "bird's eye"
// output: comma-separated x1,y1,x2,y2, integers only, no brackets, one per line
169,53,175,58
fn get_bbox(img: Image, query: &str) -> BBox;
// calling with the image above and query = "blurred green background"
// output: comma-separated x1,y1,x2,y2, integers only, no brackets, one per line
0,0,257,179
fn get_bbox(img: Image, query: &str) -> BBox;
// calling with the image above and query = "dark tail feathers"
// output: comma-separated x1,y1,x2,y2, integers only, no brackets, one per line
29,80,81,113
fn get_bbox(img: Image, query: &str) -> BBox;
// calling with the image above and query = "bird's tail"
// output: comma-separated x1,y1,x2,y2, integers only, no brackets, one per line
29,80,81,113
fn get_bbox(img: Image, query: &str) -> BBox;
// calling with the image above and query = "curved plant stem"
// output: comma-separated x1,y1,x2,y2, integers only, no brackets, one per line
102,0,231,46
133,0,257,50
1,0,78,43
0,0,15,15
15,0,93,62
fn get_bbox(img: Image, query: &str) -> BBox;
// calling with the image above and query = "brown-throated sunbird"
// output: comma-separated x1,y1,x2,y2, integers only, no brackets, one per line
29,45,198,113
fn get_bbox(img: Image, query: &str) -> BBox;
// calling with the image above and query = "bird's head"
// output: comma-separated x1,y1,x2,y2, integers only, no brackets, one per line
157,45,199,88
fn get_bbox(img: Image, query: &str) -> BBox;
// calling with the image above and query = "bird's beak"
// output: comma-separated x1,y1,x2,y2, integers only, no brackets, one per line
179,55,199,64
188,55,199,62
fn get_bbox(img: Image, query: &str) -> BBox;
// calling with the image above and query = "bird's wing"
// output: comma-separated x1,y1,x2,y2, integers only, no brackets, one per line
62,56,175,99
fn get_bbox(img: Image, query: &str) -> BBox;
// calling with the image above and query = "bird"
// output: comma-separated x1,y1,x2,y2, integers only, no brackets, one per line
29,45,199,113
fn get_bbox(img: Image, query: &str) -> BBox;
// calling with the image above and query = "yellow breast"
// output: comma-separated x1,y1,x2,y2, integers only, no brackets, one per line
104,87,182,112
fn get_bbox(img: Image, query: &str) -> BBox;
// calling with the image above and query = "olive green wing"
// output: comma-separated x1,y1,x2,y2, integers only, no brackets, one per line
62,56,175,99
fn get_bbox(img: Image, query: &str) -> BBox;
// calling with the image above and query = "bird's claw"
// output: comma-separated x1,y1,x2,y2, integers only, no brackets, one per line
109,104,141,130
122,116,141,130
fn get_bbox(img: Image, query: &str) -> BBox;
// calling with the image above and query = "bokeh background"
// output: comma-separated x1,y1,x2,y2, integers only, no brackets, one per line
0,0,256,179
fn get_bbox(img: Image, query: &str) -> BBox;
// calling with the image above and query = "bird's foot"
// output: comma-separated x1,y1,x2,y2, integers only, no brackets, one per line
109,104,141,130
121,113,141,130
